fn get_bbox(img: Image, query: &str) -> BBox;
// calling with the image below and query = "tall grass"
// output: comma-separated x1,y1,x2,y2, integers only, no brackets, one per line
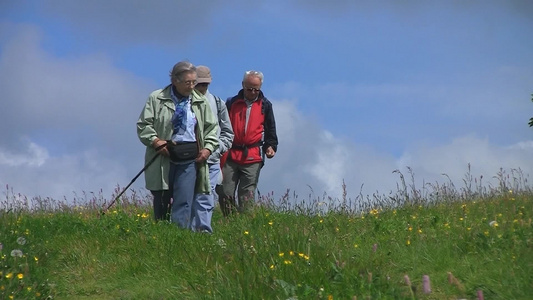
1,167,532,299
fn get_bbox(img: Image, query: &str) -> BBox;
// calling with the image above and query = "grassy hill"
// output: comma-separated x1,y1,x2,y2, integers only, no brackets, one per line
1,177,532,299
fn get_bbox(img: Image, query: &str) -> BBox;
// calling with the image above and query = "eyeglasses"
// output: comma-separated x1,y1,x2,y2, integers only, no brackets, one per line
195,83,209,87
180,80,197,86
244,87,260,93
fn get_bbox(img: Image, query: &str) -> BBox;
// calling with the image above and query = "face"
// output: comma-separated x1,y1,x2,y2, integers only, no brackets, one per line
194,83,209,95
172,71,197,96
242,75,262,101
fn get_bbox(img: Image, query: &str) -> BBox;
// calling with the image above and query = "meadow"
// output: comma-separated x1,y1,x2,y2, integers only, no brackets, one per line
1,168,532,299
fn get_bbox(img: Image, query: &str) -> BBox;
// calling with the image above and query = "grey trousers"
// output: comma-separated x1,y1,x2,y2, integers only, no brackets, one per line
219,159,262,216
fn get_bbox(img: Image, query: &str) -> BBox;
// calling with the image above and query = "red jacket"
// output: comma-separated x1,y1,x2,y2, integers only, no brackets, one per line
223,90,278,165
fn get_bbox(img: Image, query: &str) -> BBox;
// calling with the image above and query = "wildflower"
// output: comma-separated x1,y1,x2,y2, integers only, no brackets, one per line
353,244,359,248
278,252,284,257
142,213,149,218
328,295,333,300
10,249,23,258
459,217,464,221
406,239,411,246
16,237,26,245
408,226,413,231
283,260,292,265
217,238,227,249
484,231,489,236
489,221,499,227
244,231,249,235
17,273,23,280
268,221,273,226
270,264,275,269
404,274,412,286
422,275,431,294
298,252,305,257
319,219,323,223
418,229,422,234
36,292,41,297
5,272,13,279
27,287,32,292
289,251,294,256
412,215,417,220
467,227,471,231
304,255,310,260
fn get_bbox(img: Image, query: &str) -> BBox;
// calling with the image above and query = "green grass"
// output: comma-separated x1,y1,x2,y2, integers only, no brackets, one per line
1,181,532,299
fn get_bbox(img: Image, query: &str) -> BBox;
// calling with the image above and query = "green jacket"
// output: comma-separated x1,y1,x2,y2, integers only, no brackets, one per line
137,85,219,194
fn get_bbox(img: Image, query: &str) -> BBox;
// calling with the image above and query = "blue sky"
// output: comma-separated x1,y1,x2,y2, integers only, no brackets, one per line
1,0,532,205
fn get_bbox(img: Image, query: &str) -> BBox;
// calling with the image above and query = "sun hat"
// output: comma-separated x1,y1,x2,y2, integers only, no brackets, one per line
196,65,212,84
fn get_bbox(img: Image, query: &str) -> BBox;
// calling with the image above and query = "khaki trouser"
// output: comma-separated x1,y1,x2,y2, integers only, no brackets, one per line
219,158,262,216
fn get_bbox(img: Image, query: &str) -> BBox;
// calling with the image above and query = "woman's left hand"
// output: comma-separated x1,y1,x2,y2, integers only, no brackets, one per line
195,148,211,163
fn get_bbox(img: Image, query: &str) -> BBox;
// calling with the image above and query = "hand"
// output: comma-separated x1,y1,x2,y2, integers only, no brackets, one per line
152,138,169,157
265,146,275,159
195,148,211,163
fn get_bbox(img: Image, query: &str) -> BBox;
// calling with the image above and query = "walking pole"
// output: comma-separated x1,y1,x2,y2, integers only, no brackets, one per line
102,143,167,215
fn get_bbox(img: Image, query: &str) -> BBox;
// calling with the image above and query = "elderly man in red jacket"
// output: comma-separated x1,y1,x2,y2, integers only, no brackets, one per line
219,70,278,216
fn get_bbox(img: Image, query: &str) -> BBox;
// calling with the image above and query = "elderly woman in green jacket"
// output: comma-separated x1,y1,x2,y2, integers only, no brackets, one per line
137,61,219,232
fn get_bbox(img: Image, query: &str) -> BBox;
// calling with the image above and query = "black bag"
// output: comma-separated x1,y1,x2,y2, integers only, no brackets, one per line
167,141,198,162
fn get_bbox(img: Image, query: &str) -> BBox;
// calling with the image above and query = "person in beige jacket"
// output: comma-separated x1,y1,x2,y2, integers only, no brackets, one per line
137,61,218,232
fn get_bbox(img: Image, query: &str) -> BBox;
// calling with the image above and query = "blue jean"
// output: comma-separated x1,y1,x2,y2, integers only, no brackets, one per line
192,163,220,233
169,161,197,229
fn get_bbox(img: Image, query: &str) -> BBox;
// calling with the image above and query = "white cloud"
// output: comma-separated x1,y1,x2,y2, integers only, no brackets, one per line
0,140,48,167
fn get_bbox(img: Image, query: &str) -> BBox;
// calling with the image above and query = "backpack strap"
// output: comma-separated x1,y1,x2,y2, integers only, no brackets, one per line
214,95,222,115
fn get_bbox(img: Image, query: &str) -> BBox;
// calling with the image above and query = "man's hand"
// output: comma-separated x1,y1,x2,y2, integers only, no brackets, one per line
195,148,211,163
265,146,275,159
152,138,169,157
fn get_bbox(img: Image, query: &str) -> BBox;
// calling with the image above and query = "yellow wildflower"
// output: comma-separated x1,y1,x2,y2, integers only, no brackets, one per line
17,273,23,280
283,260,292,265
244,231,249,235
5,273,13,279
279,252,284,257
